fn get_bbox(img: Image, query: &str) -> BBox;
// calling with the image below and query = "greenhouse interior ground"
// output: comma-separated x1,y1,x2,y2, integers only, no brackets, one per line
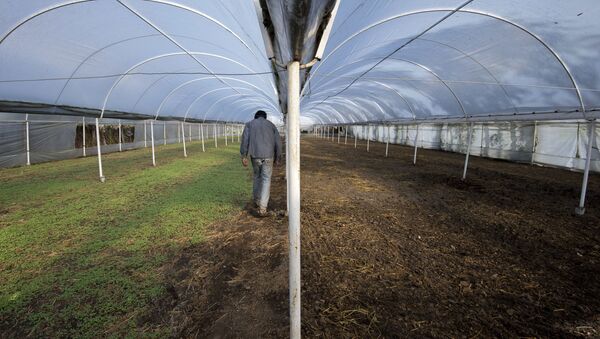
1,0,600,338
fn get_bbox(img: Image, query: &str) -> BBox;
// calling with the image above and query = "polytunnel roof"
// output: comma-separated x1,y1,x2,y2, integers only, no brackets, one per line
1,0,599,125
0,0,282,123
301,0,600,124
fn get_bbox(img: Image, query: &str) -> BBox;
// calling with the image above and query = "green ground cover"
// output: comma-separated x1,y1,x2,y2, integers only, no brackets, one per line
0,138,250,337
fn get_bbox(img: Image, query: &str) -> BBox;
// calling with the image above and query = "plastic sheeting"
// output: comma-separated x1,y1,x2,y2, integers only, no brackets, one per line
302,0,600,124
1,1,599,127
0,113,241,168
0,1,281,123
347,121,599,173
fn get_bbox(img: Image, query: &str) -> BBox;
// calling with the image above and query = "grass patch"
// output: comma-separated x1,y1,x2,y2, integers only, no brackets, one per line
0,139,251,337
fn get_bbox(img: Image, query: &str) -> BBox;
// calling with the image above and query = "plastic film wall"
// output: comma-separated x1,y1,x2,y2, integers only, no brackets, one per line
0,1,282,123
0,113,241,168
347,121,600,173
301,0,600,124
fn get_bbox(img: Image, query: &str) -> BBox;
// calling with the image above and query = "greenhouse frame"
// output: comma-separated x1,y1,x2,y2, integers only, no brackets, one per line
1,0,599,337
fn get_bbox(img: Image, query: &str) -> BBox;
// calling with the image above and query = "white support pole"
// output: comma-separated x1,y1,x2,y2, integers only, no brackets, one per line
95,118,105,182
198,123,201,141
118,119,122,152
225,124,228,146
354,129,357,148
462,122,474,180
367,126,370,152
344,126,348,144
163,121,167,145
413,124,419,165
188,123,192,142
82,117,86,157
144,120,147,148
181,122,187,157
200,123,205,152
214,124,218,148
151,120,156,166
287,60,301,339
238,125,241,142
385,125,390,158
576,120,596,215
177,123,181,143
531,121,538,165
25,114,31,166
337,126,340,143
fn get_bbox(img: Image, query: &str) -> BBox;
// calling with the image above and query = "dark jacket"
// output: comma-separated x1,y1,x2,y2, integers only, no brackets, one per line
240,117,282,160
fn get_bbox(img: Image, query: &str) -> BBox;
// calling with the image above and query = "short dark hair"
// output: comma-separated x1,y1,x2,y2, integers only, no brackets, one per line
254,110,267,119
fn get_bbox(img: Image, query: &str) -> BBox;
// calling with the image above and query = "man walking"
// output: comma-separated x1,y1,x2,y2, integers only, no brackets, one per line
240,110,282,217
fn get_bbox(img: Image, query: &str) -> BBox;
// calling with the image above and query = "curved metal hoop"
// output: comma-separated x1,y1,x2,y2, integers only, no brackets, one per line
304,8,585,113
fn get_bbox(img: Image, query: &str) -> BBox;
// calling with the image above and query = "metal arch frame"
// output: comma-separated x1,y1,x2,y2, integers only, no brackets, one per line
227,100,279,122
183,86,251,121
307,104,348,124
367,80,417,120
309,98,376,124
201,94,269,122
303,56,467,117
328,80,416,121
304,56,468,119
183,86,283,122
100,51,279,119
302,8,586,114
52,34,276,109
303,113,327,125
314,97,371,123
1,0,266,68
134,70,278,117
306,108,336,124
154,78,278,121
313,92,407,124
305,36,518,114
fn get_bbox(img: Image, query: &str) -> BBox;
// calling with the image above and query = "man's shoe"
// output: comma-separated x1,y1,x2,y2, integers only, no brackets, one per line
256,208,269,217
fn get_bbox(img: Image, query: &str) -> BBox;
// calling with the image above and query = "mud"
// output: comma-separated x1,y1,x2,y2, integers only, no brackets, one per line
154,136,600,338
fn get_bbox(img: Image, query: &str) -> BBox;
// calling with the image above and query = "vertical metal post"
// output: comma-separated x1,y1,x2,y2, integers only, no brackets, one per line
214,123,218,148
386,125,390,157
344,125,348,144
163,121,167,145
413,124,419,165
82,116,86,157
25,114,31,166
367,125,370,152
198,123,201,141
151,120,156,166
576,120,596,215
118,119,122,152
188,123,192,142
144,120,147,148
200,123,205,152
181,122,187,157
95,118,105,182
530,121,538,165
238,125,241,142
287,61,301,339
225,124,228,146
177,123,181,143
337,126,340,143
462,122,474,180
354,129,357,148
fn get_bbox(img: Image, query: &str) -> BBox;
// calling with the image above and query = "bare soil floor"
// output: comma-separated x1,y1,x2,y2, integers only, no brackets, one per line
154,136,600,338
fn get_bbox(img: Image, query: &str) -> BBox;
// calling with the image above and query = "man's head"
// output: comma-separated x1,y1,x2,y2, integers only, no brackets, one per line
254,110,267,119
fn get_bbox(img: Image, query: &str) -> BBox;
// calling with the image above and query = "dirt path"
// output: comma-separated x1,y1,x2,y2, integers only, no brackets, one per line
153,136,600,338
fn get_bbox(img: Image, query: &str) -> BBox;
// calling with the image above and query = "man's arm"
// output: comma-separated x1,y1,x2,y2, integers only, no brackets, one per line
240,124,250,166
273,125,282,164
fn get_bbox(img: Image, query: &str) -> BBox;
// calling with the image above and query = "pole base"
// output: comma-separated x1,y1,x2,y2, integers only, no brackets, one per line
99,176,106,183
574,206,586,216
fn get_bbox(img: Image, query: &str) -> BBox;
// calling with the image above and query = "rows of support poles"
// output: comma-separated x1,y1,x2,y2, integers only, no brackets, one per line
4,114,243,178
311,121,597,216
95,120,243,182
